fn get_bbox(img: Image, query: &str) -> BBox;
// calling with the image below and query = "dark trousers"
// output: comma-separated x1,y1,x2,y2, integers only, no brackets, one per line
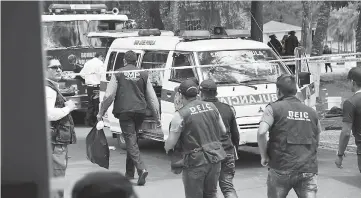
85,86,99,126
219,152,238,198
267,169,318,198
182,163,221,198
354,134,361,173
118,112,146,177
325,63,332,73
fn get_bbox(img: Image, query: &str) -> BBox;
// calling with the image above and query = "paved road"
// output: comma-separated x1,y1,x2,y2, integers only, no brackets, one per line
61,126,361,198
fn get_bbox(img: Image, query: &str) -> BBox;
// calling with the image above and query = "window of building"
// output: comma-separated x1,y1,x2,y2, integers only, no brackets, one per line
185,19,201,30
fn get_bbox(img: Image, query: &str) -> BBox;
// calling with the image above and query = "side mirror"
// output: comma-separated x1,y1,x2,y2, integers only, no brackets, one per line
299,72,311,87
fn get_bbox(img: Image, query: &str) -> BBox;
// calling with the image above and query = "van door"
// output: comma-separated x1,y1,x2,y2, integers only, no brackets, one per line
295,47,316,109
138,50,169,141
99,50,143,133
161,51,198,140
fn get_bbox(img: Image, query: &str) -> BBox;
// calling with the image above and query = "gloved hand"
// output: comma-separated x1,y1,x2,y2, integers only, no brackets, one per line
96,121,105,130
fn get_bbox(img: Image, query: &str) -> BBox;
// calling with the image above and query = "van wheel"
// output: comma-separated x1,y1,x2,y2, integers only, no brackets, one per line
117,134,127,150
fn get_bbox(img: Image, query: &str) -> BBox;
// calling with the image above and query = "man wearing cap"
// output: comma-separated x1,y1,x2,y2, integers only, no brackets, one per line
165,79,227,198
45,57,77,198
285,31,299,56
267,34,282,55
97,50,160,186
335,67,361,173
80,52,104,126
257,74,322,198
199,79,239,198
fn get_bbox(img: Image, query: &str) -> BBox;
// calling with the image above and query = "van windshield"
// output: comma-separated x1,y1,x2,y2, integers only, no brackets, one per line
196,49,288,85
42,20,125,49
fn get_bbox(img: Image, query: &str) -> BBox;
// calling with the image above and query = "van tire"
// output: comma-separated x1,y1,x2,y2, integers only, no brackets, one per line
117,134,127,150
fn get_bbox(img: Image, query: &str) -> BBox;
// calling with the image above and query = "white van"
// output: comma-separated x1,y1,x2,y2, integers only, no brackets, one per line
96,28,317,149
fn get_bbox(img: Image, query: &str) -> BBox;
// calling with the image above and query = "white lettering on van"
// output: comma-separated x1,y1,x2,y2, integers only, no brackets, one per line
217,93,278,106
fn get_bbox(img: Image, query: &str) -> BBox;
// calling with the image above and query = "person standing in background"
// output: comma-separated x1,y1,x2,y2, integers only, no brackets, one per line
80,53,104,126
285,31,299,56
323,45,333,73
268,34,283,56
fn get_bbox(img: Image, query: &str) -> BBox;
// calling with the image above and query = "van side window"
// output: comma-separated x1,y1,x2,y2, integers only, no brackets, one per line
106,52,117,81
170,53,195,82
141,51,169,87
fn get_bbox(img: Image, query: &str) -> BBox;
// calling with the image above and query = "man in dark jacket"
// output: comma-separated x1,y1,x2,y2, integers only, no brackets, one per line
284,31,299,56
165,79,227,198
257,74,322,198
200,79,240,198
97,50,161,186
267,34,282,55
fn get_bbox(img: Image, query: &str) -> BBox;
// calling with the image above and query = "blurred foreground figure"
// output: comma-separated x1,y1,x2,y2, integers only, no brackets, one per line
72,171,138,198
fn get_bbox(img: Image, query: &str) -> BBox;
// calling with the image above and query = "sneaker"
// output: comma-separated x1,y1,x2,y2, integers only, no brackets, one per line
137,169,148,186
125,173,135,180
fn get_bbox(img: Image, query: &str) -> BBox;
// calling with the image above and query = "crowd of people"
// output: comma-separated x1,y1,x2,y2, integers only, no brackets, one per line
45,50,361,198
267,30,300,56
267,30,335,73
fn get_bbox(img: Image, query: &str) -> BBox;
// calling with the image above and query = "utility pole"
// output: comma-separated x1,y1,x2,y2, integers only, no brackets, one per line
251,1,263,42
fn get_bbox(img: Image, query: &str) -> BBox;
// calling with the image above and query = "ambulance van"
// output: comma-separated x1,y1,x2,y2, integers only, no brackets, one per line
98,28,317,149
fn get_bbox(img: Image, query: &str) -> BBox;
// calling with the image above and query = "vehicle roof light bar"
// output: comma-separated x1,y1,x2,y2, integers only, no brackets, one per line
225,29,251,38
138,29,162,36
179,30,211,39
48,4,108,14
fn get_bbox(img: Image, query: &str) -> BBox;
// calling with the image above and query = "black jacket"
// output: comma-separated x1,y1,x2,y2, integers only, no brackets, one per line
203,97,240,150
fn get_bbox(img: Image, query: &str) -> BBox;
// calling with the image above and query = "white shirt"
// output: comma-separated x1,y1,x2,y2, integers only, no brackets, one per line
79,57,104,85
46,79,71,121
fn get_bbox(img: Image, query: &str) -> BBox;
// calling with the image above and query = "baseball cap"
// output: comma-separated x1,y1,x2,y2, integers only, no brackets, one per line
347,67,361,82
72,171,137,198
178,79,199,97
124,50,138,63
200,79,217,91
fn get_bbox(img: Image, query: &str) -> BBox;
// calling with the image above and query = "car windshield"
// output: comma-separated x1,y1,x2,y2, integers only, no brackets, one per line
197,49,288,85
42,20,125,49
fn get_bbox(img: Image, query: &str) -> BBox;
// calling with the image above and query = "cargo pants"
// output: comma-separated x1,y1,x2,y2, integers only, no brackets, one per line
118,112,147,178
219,151,238,198
51,144,68,198
182,162,221,198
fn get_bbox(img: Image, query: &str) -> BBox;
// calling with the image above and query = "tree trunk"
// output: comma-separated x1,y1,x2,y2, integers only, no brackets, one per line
356,5,361,67
301,1,312,54
171,1,180,32
148,1,165,30
311,2,331,56
251,1,263,42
